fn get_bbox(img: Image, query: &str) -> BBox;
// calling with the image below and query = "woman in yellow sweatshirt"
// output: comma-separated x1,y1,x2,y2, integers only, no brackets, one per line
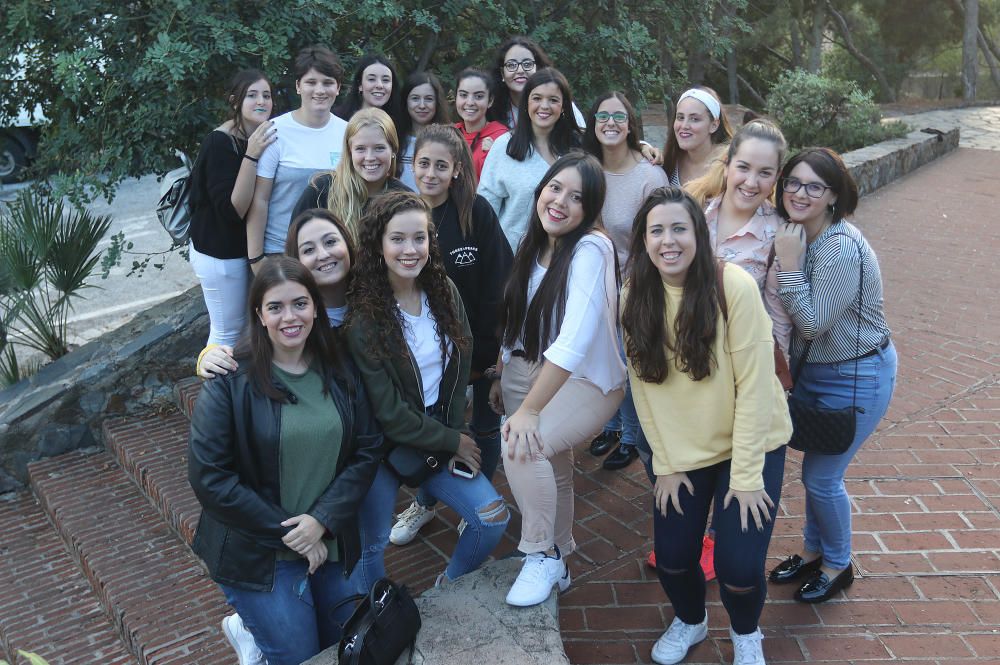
621,187,791,665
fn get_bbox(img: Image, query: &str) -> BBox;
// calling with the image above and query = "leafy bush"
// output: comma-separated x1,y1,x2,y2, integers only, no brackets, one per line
0,189,112,385
765,69,909,153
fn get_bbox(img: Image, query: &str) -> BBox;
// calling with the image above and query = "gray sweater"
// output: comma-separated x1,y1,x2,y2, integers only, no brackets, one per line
478,132,551,252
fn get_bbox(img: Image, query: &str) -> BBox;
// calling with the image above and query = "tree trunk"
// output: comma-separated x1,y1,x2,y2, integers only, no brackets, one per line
963,0,980,100
808,1,824,73
825,1,896,101
415,32,438,72
788,0,802,69
979,29,1000,93
710,59,766,108
727,47,739,105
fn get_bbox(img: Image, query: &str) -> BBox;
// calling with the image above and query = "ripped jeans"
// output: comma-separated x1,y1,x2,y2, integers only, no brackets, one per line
641,426,786,635
349,461,509,594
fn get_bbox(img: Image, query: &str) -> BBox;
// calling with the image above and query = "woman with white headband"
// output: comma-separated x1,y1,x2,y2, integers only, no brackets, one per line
661,86,734,188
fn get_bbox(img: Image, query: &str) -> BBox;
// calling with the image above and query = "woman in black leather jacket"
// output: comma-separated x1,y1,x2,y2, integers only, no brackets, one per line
189,256,383,665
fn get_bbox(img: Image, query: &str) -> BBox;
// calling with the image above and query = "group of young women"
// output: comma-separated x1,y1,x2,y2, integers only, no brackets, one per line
185,36,896,665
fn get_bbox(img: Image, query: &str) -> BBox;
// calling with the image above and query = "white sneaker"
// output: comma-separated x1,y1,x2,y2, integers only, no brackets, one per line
651,613,708,665
222,614,264,665
730,627,766,665
505,548,570,607
390,501,435,545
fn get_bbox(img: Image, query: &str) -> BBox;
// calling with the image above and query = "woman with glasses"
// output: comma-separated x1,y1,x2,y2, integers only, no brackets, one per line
488,36,585,129
189,256,383,665
581,91,669,471
479,68,582,251
662,86,733,187
769,148,896,604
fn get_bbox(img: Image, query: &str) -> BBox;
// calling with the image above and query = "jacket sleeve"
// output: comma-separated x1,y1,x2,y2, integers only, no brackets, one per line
447,279,475,431
307,366,385,535
187,376,292,549
345,319,462,455
470,196,513,373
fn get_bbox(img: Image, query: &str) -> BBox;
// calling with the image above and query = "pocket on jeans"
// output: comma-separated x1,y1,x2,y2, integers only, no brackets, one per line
836,358,880,380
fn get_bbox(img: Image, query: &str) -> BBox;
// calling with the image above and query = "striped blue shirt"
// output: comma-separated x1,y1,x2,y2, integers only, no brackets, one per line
777,221,891,364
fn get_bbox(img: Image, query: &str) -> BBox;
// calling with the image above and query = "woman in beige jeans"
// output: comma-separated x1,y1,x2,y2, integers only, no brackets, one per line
489,152,625,607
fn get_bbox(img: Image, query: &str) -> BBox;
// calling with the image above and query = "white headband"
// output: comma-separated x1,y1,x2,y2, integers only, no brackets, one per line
677,88,721,120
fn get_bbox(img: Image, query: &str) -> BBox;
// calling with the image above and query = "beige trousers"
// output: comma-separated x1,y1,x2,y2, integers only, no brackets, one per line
500,356,624,555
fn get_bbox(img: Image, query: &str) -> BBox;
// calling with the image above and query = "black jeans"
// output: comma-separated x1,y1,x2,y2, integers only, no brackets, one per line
638,429,786,635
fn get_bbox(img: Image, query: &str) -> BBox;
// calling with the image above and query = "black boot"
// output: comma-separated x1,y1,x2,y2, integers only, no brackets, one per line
589,430,620,456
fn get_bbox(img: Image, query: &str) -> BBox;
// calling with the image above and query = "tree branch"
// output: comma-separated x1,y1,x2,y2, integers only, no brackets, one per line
824,0,896,101
709,58,766,108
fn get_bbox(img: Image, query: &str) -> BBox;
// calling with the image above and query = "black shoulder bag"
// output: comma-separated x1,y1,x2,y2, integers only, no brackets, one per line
786,234,866,455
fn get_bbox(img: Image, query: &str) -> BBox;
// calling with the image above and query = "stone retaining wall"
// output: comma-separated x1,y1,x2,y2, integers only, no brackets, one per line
844,127,960,197
0,287,206,493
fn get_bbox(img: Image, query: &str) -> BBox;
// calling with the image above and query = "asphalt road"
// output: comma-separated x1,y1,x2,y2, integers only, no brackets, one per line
0,173,198,347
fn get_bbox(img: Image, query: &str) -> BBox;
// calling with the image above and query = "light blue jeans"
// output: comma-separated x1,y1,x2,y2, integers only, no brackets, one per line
350,460,508,594
794,341,897,570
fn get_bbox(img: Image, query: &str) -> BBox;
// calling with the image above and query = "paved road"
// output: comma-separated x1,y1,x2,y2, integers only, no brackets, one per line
895,106,1000,150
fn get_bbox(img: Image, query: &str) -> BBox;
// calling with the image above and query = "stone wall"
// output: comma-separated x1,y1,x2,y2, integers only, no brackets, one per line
844,127,960,198
0,287,207,493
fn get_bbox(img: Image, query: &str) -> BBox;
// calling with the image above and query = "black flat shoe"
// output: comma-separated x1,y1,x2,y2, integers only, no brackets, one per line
602,444,638,470
768,554,822,584
794,566,854,603
589,430,620,456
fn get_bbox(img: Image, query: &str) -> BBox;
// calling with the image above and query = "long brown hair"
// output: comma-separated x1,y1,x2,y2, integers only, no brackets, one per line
414,124,477,238
347,191,469,361
500,151,607,362
239,257,343,401
226,69,272,139
622,187,718,383
284,208,357,290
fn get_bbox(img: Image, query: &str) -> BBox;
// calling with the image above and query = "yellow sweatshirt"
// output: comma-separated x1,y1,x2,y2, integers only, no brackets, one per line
625,263,792,491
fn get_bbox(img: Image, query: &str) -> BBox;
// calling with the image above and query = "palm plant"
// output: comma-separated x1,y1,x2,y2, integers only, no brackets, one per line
0,189,112,380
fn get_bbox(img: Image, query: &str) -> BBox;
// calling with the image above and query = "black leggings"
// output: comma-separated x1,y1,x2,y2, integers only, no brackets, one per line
640,430,786,635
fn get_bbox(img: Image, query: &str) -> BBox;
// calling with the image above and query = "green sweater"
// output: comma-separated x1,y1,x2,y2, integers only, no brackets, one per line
346,279,472,455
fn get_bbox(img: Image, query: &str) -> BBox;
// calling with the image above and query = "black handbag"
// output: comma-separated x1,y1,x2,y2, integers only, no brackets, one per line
386,445,448,487
335,577,422,665
786,234,867,456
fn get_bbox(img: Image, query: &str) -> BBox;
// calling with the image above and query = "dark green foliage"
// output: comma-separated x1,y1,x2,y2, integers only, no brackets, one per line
765,69,909,152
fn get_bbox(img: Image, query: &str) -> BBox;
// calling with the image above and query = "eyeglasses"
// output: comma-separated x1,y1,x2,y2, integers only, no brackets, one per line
594,111,628,124
782,177,832,199
503,59,536,73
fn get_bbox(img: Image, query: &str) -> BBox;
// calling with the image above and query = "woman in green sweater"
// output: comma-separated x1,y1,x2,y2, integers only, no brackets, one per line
621,187,790,665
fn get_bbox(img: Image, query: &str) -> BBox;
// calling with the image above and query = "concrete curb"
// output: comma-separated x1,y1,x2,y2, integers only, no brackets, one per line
305,558,569,665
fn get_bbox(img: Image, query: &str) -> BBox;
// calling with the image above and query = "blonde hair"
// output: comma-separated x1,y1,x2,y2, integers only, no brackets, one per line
327,107,399,240
684,119,786,208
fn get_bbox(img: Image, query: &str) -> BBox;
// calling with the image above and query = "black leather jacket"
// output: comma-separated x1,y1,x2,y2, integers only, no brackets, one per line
188,359,383,592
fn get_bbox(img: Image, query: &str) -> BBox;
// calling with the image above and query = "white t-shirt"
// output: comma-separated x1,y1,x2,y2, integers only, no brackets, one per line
400,292,453,407
257,112,348,253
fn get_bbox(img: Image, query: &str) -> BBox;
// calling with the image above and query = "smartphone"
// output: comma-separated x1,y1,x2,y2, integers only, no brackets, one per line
451,461,475,479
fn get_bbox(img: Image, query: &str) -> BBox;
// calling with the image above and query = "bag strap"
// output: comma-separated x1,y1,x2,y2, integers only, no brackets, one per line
793,232,866,411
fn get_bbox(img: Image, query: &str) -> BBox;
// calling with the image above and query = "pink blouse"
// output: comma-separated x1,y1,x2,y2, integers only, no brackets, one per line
704,196,793,357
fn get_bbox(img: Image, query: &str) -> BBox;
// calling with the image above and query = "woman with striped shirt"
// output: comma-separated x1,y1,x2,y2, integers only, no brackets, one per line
768,148,897,604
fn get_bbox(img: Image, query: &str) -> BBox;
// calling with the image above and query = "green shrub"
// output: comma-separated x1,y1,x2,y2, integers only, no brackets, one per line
765,69,909,153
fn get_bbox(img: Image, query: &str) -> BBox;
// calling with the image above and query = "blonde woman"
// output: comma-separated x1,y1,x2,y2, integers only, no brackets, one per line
293,108,411,239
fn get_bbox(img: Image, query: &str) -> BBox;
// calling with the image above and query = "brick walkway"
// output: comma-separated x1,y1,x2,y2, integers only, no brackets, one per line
390,147,1000,664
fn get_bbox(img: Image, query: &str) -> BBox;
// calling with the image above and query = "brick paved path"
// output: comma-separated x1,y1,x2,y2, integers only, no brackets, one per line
391,146,1000,664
